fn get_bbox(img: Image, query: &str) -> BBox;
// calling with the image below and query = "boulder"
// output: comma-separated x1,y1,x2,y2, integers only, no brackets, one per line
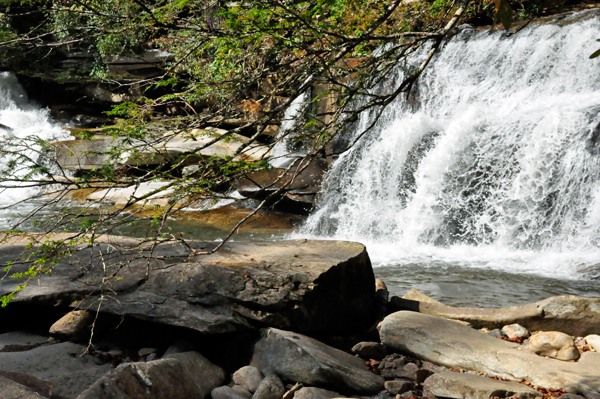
502,324,530,340
233,366,264,393
0,342,113,399
394,289,600,336
78,351,225,399
49,310,93,340
422,371,542,399
527,332,580,361
237,158,327,213
0,331,48,352
293,387,344,399
0,375,47,399
232,385,254,399
0,371,53,398
585,335,600,352
213,386,252,399
351,342,387,360
252,375,285,399
250,328,384,394
1,240,375,334
384,380,413,395
380,311,600,391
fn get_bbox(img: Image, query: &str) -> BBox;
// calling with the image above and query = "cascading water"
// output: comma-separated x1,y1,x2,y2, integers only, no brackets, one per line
0,72,70,229
297,10,600,306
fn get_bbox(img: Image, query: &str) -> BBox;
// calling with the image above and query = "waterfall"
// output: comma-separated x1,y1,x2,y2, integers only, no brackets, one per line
0,72,70,228
298,10,600,282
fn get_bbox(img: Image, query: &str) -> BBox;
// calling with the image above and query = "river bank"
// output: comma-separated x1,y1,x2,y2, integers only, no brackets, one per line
1,238,600,398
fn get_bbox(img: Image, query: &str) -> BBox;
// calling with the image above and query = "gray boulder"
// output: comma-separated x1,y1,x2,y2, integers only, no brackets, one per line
237,158,327,213
1,240,375,334
380,311,600,391
0,342,113,399
213,386,253,399
384,380,412,395
351,342,387,360
0,375,46,399
293,387,344,399
527,332,580,361
233,366,264,393
252,375,285,399
422,371,542,399
397,289,600,336
232,385,253,399
78,351,225,399
0,371,53,398
250,328,384,394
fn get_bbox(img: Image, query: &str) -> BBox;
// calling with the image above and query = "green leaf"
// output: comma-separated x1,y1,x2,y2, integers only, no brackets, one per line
590,49,600,59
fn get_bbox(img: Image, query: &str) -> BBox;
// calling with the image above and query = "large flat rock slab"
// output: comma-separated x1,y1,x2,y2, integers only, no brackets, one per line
422,371,541,399
380,311,600,391
0,240,375,334
397,289,600,336
51,128,269,171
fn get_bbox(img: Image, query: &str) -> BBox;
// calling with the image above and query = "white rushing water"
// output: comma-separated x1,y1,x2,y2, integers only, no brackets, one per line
298,10,600,283
0,72,70,228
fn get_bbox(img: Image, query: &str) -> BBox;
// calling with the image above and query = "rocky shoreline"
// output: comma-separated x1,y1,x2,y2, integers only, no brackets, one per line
0,239,599,399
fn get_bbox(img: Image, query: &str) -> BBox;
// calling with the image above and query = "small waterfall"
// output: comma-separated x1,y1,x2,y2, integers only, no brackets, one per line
299,10,600,282
270,91,310,167
0,72,70,228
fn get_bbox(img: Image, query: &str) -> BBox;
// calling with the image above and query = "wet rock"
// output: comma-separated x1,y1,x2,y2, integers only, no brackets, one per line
250,328,385,394
0,342,112,399
1,240,375,334
527,332,580,361
422,371,542,399
351,342,387,360
0,331,48,352
233,366,264,393
502,324,530,340
252,374,285,399
384,379,413,395
380,311,600,390
585,335,600,352
392,289,600,336
0,375,46,399
79,351,225,399
237,158,327,213
49,310,93,341
293,387,344,399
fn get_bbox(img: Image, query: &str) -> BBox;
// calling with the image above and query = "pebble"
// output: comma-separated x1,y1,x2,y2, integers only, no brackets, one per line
502,324,530,340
